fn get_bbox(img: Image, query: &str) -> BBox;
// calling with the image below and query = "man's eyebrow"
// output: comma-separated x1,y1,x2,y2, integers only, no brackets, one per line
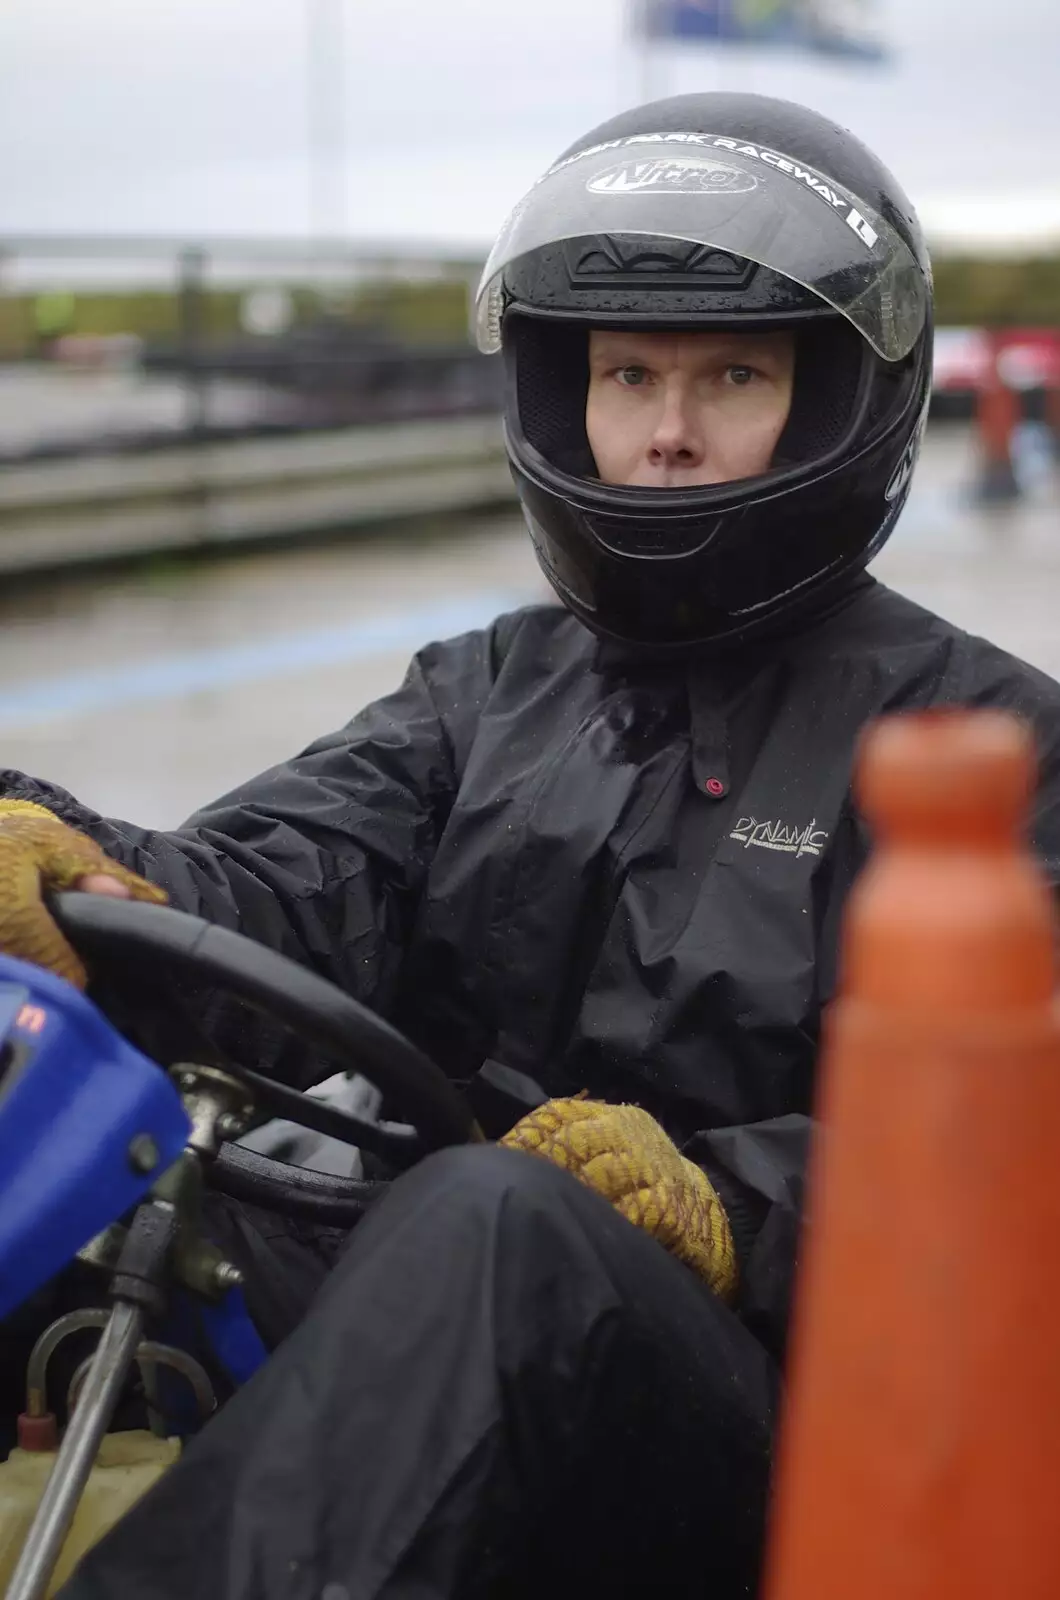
589,338,654,360
592,333,787,352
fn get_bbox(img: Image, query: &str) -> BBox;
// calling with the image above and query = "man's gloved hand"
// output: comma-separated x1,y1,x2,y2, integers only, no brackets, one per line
500,1096,737,1302
0,799,166,989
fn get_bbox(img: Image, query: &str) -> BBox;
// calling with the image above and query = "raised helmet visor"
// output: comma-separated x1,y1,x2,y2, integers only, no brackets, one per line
475,131,928,363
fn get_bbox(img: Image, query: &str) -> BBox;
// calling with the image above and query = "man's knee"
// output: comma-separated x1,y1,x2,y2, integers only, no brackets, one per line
412,1140,573,1195
340,1142,627,1303
303,1142,627,1376
395,1141,619,1234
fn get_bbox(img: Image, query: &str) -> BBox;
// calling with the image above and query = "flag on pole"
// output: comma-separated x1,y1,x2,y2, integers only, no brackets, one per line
638,0,890,63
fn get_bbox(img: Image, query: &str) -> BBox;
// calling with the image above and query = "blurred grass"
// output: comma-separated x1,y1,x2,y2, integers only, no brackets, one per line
0,277,473,359
1,257,1057,362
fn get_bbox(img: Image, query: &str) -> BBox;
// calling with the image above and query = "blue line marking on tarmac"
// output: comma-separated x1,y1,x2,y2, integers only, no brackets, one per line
0,589,530,730
0,486,967,733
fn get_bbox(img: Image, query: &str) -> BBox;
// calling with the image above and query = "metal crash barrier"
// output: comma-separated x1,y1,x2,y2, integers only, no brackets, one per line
0,235,516,577
0,413,512,577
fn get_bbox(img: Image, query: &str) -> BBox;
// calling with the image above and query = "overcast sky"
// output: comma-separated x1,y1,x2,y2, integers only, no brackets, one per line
3,0,1059,249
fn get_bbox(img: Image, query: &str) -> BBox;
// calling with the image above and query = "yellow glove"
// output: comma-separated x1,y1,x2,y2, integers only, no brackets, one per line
500,1097,737,1302
0,799,166,989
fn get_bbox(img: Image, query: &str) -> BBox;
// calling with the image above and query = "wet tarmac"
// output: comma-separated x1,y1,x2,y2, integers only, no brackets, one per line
0,423,1056,829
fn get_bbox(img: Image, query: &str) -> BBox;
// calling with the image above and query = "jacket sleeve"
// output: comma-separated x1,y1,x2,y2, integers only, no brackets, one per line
0,624,501,1087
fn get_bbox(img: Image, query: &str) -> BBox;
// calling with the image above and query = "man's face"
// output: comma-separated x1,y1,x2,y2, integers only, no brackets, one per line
585,328,796,488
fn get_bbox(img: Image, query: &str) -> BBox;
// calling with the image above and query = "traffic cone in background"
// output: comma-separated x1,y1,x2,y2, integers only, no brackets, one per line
1046,378,1060,463
973,331,1022,503
765,710,1060,1600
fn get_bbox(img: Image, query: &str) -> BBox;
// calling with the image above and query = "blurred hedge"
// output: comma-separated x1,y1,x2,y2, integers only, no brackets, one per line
0,278,472,360
931,255,1060,326
0,256,1057,362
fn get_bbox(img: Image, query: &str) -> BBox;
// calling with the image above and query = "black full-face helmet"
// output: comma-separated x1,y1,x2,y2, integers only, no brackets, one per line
474,92,934,652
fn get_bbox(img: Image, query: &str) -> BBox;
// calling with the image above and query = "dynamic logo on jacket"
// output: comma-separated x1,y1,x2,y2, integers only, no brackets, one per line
728,816,829,858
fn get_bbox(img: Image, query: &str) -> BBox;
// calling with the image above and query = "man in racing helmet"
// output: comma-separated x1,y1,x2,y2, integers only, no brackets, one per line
3,94,1060,1599
482,94,932,650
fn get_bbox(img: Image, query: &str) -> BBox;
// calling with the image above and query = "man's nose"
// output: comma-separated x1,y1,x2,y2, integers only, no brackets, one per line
647,383,706,469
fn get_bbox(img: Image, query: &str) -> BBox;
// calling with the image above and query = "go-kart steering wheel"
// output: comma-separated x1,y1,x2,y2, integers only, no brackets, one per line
50,893,482,1217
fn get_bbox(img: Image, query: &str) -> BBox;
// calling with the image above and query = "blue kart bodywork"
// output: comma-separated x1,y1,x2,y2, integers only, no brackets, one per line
0,954,266,1388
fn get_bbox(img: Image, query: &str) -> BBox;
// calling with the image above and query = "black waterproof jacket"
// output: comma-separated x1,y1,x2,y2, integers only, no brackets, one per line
6,576,1060,1356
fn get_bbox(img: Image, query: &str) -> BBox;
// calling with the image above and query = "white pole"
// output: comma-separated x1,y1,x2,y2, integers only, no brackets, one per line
307,0,346,241
628,0,659,106
639,44,658,104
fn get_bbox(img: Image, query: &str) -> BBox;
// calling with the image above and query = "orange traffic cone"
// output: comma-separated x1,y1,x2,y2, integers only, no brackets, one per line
1046,379,1060,462
974,333,1022,503
765,709,1060,1600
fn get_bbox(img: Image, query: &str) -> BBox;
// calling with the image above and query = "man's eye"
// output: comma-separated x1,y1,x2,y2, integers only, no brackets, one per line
616,365,649,387
727,365,757,386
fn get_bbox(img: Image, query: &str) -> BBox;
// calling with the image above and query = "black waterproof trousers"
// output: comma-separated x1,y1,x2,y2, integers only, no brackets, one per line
63,1147,778,1600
